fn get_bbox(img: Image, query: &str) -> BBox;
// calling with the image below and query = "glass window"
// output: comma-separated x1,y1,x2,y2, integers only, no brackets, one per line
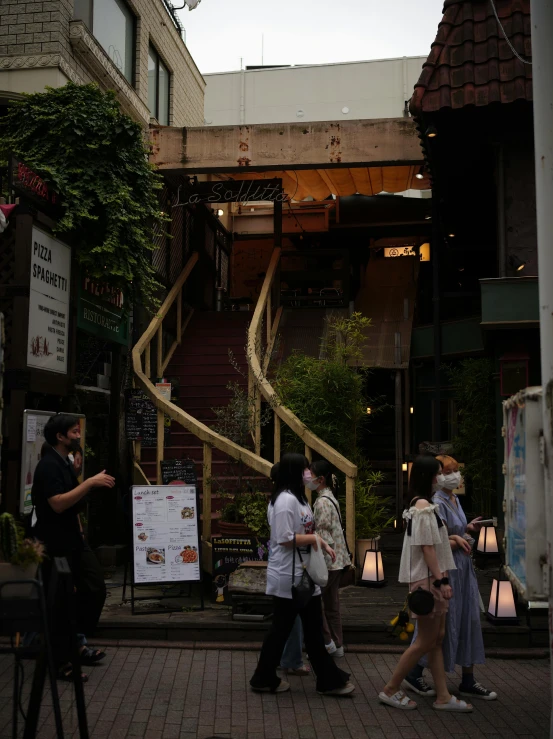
93,0,134,83
148,45,171,125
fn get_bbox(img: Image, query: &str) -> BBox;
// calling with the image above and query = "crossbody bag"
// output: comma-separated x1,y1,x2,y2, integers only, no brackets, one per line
291,534,315,608
320,495,355,588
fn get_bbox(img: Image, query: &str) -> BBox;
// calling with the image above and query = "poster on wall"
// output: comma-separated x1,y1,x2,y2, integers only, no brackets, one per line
20,410,86,514
132,485,201,585
27,226,71,374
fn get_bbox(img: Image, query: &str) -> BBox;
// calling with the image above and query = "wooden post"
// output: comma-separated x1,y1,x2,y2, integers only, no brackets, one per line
156,325,163,378
177,290,182,341
134,440,141,464
254,388,262,456
274,412,281,463
145,343,151,380
203,442,212,542
305,444,312,504
156,409,164,484
266,291,272,346
345,474,355,561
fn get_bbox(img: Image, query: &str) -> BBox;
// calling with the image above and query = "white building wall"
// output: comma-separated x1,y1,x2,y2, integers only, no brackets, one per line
204,56,426,126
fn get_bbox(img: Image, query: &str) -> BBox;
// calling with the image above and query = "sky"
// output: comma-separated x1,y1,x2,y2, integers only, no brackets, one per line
177,0,445,76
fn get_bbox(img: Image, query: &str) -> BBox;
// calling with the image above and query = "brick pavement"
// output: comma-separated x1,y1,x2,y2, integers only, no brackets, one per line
0,647,549,739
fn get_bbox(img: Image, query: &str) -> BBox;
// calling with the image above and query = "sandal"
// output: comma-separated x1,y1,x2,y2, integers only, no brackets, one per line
433,695,473,712
378,690,417,710
283,666,311,676
79,647,106,666
57,664,89,683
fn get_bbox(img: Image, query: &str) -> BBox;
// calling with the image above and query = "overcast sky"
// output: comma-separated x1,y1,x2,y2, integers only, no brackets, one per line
177,0,445,75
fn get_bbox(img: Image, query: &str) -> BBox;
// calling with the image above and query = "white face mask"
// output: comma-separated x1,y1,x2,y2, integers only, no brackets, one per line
438,472,461,490
307,477,321,491
432,481,441,492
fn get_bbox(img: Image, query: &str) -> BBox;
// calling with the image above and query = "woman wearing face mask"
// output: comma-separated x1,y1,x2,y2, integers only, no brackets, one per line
404,455,496,701
310,460,351,658
250,453,355,695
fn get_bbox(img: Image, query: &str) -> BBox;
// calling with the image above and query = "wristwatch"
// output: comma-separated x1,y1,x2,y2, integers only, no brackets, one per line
433,579,442,589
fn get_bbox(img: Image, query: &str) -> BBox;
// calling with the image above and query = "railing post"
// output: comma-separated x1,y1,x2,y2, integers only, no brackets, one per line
203,442,212,543
145,344,151,380
346,475,355,562
156,409,164,484
177,289,182,341
254,388,261,456
157,325,163,378
267,291,272,346
305,444,312,504
274,412,281,463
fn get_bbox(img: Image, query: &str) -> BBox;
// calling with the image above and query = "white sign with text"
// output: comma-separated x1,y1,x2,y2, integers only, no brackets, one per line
27,226,71,374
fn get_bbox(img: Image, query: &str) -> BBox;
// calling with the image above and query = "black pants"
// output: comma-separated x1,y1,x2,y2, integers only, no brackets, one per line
250,595,349,692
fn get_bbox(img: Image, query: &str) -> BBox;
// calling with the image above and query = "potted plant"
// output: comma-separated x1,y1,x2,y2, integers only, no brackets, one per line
354,471,394,566
219,492,270,538
0,513,45,596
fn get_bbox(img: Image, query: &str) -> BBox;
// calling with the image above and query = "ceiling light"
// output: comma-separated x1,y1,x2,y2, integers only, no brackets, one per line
216,209,224,216
425,125,438,138
509,254,526,272
448,233,455,238
415,166,424,180
342,106,350,114
424,214,432,220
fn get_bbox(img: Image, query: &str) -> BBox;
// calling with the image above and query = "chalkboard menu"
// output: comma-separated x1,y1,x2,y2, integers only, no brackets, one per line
125,389,157,446
161,459,197,486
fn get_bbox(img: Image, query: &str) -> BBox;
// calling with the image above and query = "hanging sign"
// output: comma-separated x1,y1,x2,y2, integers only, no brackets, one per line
9,156,63,217
77,277,129,346
384,244,430,262
27,226,71,374
131,485,201,584
125,389,157,446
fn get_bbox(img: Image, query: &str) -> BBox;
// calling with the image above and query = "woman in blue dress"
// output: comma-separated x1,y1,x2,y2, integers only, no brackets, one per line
404,455,498,701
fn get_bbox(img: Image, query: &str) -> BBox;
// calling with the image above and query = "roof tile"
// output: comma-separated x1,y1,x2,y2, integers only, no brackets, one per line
410,0,532,115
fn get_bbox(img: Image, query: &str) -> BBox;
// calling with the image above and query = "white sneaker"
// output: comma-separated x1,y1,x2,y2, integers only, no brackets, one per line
325,640,337,655
333,646,345,658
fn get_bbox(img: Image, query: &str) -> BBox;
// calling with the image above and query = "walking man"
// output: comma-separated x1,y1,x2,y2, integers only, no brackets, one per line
32,413,115,681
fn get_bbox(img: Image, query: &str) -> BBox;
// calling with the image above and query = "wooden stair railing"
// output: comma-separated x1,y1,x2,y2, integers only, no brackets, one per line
132,251,273,571
247,247,358,555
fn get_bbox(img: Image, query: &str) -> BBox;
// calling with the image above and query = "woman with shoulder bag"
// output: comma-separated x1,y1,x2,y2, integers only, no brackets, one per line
250,453,355,696
309,460,352,658
378,456,472,713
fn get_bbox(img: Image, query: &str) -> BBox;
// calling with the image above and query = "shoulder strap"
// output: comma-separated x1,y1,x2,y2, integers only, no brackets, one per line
292,533,305,586
320,496,352,560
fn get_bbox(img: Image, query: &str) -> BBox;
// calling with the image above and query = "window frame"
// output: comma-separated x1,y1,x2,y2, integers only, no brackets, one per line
148,43,171,126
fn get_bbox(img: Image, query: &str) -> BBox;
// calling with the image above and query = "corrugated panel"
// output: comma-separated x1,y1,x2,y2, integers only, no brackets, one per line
354,257,419,369
410,0,532,115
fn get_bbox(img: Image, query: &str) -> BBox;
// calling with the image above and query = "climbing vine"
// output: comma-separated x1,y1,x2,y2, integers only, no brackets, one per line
0,83,165,308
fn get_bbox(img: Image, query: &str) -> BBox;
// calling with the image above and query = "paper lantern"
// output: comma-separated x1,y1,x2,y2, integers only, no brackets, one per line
487,578,518,624
477,526,499,554
360,549,387,588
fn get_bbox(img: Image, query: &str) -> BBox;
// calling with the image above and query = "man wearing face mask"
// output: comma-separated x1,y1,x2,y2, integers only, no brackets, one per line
32,414,115,680
404,455,497,701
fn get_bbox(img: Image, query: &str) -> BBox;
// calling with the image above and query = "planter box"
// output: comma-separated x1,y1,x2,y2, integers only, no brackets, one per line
218,521,252,537
0,563,38,598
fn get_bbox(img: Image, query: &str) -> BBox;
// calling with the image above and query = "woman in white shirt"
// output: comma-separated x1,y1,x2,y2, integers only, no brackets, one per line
379,456,473,712
250,453,355,696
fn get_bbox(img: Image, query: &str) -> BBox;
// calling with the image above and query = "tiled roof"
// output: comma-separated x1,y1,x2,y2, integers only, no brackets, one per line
410,0,532,115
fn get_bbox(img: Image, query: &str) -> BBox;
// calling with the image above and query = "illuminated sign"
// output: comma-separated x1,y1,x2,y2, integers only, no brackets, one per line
384,243,430,262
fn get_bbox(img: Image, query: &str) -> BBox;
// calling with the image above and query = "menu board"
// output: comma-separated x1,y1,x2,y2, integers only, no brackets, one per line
132,485,201,584
161,459,197,486
212,537,269,604
125,389,157,446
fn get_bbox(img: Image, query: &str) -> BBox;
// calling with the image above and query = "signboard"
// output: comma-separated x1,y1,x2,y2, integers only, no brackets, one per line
212,537,269,604
9,156,63,217
175,178,285,207
131,485,201,584
384,243,430,262
20,410,86,514
77,277,129,346
125,389,157,446
27,226,71,374
506,403,526,590
160,459,197,486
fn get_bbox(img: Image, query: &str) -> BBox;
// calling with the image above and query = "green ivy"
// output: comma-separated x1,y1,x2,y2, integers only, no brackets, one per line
0,83,164,308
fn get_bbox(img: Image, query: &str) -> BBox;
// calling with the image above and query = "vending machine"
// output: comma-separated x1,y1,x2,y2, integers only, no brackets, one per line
503,387,547,601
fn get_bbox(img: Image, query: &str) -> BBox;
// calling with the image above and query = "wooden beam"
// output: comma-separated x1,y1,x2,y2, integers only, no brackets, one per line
203,443,212,542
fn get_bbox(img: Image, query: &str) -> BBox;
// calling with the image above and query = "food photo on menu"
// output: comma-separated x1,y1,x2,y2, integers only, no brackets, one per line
147,547,165,565
174,545,198,564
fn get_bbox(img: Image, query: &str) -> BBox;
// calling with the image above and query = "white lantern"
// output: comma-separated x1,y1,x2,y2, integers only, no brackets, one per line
477,525,499,554
360,549,387,588
487,578,518,624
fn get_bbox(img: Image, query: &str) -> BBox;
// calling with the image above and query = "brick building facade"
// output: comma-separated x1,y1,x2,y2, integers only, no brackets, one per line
0,0,205,127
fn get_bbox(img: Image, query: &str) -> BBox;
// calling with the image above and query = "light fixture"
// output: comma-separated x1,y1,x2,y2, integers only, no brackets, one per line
216,209,224,217
509,254,526,272
360,547,387,588
342,106,350,115
448,232,455,238
425,125,438,138
477,525,499,554
402,463,408,472
366,407,372,415
410,406,414,414
424,214,432,220
487,576,518,624
415,166,424,180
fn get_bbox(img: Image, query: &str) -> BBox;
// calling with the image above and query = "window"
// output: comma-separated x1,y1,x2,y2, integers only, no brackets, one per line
74,0,135,84
148,45,170,126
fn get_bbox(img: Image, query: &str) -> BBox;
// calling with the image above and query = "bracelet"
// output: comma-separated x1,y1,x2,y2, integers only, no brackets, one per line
441,577,449,585
433,579,442,589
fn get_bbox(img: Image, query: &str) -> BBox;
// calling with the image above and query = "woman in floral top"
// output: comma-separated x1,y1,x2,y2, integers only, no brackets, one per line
310,460,351,658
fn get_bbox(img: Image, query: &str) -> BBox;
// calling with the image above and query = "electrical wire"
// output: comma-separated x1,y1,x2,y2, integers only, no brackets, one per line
489,0,532,65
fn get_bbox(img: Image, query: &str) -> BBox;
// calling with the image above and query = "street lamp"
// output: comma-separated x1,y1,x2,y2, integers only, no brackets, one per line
360,548,387,588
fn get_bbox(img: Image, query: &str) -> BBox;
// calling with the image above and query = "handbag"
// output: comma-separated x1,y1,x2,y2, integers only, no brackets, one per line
306,535,329,587
320,495,355,588
291,535,315,608
406,501,438,616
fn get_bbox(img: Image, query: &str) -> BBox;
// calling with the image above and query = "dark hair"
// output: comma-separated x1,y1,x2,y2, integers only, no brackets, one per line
407,455,440,505
40,441,51,458
43,414,80,447
310,459,336,493
270,462,279,484
271,453,309,505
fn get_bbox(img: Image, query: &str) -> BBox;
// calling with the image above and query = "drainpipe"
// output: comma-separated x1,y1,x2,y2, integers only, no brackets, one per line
239,61,246,125
495,143,507,277
529,0,553,730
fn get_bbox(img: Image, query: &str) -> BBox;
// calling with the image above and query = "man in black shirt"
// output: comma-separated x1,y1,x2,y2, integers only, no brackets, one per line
32,413,115,678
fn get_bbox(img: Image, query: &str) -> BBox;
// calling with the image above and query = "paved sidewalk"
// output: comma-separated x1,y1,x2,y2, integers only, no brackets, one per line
0,647,549,738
